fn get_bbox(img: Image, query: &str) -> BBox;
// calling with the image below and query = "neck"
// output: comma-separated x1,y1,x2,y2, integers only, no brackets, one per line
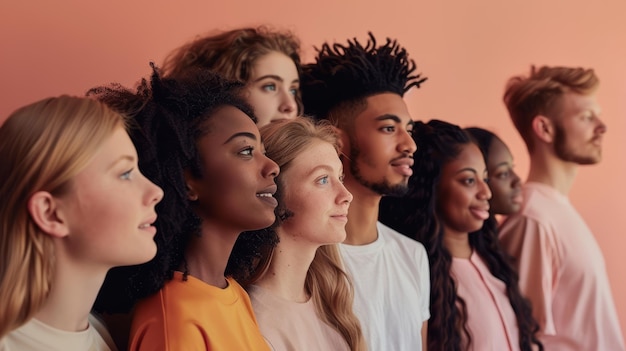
255,228,317,302
442,228,471,259
34,243,107,332
184,220,240,288
343,179,381,245
527,148,578,195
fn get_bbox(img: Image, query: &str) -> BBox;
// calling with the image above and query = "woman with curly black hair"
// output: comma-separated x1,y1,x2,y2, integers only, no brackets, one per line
90,66,279,350
379,120,543,351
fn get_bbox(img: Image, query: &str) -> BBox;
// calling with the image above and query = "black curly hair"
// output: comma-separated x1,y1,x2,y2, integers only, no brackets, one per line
88,64,259,314
300,32,426,125
379,120,543,351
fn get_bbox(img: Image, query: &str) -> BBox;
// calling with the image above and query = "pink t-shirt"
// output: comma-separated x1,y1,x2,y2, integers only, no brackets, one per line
451,252,520,351
499,182,625,351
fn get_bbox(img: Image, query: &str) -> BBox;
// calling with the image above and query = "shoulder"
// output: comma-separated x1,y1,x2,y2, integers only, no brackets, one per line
377,222,428,256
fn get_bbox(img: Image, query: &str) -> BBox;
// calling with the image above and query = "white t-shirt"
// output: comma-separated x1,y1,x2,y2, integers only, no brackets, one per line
339,221,430,351
0,314,117,351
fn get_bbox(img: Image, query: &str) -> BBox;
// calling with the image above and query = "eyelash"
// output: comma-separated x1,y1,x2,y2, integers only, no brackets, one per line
120,168,134,180
317,175,329,185
239,147,254,157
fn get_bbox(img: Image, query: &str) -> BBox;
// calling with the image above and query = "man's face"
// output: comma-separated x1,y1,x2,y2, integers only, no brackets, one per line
552,92,606,165
342,93,417,196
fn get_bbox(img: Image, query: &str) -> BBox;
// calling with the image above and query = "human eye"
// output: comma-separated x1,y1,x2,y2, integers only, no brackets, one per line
316,175,330,185
289,87,298,96
262,83,277,92
238,146,254,157
380,126,395,133
120,168,134,180
497,170,510,179
339,174,345,184
462,177,476,186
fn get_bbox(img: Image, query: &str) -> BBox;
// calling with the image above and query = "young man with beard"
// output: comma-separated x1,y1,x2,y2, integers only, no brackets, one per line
300,33,430,351
499,65,624,351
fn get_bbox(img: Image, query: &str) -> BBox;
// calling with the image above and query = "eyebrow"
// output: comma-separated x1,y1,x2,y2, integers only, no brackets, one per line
494,161,510,169
305,164,340,178
455,167,477,175
108,155,135,170
223,132,257,144
253,75,300,84
375,114,415,127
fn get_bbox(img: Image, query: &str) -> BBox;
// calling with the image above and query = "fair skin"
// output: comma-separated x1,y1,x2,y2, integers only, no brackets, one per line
335,92,427,344
437,143,491,259
486,137,522,215
255,140,352,302
27,126,163,331
527,92,606,195
246,51,299,127
184,106,280,288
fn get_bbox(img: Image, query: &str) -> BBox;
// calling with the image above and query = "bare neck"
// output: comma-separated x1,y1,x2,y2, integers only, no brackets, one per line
343,179,381,245
527,148,578,196
442,227,471,259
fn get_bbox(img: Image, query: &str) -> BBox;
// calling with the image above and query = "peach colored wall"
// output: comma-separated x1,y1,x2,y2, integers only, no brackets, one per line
2,0,625,337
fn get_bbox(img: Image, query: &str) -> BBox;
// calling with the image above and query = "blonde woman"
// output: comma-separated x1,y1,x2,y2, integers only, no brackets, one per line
229,118,366,351
0,96,163,350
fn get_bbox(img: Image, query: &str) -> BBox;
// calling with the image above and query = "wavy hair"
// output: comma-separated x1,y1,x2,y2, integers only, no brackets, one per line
0,96,126,338
162,26,303,114
379,120,542,351
503,65,599,152
228,117,365,351
89,65,257,313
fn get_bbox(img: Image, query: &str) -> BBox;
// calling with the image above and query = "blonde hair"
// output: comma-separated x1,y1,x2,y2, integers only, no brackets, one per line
0,96,126,338
503,65,599,152
253,117,366,351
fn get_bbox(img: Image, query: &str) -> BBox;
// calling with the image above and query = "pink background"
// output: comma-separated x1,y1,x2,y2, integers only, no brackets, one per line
2,0,624,337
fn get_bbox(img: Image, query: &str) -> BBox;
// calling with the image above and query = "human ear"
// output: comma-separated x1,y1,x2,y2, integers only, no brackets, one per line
531,115,555,144
182,169,199,201
332,126,350,160
27,191,69,238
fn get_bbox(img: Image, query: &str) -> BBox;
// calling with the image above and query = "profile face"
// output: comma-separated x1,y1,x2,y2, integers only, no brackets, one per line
437,143,491,236
552,92,606,165
278,140,352,246
56,127,164,267
186,105,280,231
486,138,522,215
245,51,299,127
344,93,417,196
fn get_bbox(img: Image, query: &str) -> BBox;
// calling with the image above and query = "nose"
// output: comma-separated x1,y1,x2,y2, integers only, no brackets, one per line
262,154,280,179
337,181,353,205
144,176,164,205
596,117,607,135
478,178,492,201
398,127,417,155
278,89,297,119
511,170,521,188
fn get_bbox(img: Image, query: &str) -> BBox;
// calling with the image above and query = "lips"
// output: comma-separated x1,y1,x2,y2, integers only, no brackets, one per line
511,193,523,205
469,206,490,220
257,184,278,208
330,213,349,223
139,215,158,235
390,157,414,177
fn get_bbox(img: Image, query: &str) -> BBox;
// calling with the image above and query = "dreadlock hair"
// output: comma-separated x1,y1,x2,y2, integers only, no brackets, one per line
379,120,543,351
228,117,365,351
300,32,426,130
88,64,258,314
503,65,599,153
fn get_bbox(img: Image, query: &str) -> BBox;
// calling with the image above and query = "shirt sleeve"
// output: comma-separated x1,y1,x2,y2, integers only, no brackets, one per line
500,215,561,335
416,243,431,322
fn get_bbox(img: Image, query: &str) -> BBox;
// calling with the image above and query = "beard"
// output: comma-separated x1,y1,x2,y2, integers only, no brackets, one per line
348,143,410,196
553,124,601,165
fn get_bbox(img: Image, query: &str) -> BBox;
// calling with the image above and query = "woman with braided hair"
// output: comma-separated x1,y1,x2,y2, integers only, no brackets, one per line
379,120,543,351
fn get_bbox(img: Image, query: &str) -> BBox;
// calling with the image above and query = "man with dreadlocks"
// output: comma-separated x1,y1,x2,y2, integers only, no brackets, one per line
300,33,430,350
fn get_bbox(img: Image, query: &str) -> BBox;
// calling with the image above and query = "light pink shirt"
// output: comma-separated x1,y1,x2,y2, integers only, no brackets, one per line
499,182,625,351
451,252,520,351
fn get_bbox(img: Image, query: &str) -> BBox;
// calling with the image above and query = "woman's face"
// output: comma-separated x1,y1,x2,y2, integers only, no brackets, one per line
437,143,491,236
486,138,522,215
56,127,164,268
245,51,299,127
278,140,352,246
186,106,280,231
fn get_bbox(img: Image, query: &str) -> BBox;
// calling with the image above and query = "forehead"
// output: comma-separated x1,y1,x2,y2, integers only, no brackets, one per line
442,143,486,175
249,51,298,79
200,106,259,143
286,140,341,175
355,93,412,124
487,137,513,168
